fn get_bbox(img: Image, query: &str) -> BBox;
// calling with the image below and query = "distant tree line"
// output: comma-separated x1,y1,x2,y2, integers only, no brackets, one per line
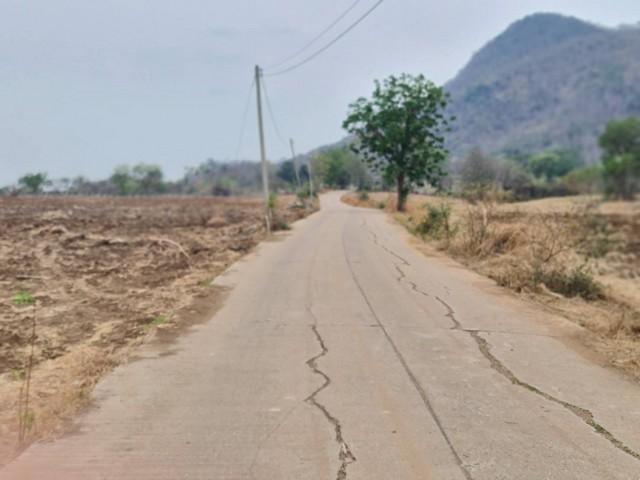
2,150,374,198
453,116,640,201
4,116,639,202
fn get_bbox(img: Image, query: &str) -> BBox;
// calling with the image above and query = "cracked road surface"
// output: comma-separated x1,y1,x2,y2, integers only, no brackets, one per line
4,192,640,479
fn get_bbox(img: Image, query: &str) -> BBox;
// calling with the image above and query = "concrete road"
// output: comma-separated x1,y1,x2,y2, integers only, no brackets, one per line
3,192,640,479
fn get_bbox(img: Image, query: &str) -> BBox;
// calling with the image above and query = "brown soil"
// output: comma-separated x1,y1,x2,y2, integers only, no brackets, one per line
0,195,314,464
343,191,640,381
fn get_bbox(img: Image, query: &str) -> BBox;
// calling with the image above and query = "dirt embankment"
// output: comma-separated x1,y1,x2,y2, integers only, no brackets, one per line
344,192,640,380
0,195,314,464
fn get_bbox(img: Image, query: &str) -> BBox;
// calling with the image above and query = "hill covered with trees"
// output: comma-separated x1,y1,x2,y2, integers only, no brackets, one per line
445,13,640,162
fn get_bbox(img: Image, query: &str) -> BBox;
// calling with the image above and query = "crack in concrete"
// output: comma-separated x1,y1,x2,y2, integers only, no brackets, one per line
362,220,640,465
344,229,474,480
363,221,431,298
305,312,356,480
361,220,410,266
433,296,640,463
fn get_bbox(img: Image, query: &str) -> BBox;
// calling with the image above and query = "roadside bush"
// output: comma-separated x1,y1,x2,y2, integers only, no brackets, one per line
296,182,315,200
536,264,604,300
529,213,574,266
358,190,370,201
271,217,291,231
415,203,455,242
455,202,497,257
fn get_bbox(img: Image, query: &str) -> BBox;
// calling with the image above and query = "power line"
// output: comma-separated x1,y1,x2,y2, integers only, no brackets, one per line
265,0,364,71
233,77,255,160
260,74,289,149
264,0,384,77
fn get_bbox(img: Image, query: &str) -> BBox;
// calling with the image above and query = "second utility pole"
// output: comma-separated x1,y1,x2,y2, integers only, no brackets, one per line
255,65,271,234
289,138,301,189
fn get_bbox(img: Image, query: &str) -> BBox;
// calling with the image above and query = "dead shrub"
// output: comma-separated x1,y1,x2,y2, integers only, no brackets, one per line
453,200,505,257
528,212,575,266
622,311,640,336
574,205,621,259
487,225,525,254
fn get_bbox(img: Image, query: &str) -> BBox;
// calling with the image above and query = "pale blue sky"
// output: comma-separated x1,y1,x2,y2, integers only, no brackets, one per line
2,0,640,185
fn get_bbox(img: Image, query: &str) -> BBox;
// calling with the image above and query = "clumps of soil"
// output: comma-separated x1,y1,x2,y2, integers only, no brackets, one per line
0,195,313,464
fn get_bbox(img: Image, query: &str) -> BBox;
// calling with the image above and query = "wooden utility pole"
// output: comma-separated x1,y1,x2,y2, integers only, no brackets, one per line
254,65,271,233
289,138,301,189
308,156,315,198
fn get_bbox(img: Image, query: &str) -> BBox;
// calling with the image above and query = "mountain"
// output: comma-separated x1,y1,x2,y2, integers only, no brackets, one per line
445,13,640,162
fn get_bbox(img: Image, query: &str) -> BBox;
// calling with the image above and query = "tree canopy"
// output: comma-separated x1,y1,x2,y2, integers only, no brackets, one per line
18,173,49,194
528,149,583,180
599,117,640,199
343,74,452,211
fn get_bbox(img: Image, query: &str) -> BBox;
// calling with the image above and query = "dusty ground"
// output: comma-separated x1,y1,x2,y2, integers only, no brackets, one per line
0,195,314,464
344,191,640,380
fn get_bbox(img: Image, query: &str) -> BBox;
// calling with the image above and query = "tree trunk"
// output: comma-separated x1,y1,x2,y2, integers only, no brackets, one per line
396,174,408,212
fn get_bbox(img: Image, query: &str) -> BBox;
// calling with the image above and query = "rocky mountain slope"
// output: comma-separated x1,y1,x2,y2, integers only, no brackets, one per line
445,13,640,162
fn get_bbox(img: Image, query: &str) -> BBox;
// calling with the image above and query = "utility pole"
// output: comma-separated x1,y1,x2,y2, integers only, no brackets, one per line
254,65,271,234
289,138,301,189
307,156,315,199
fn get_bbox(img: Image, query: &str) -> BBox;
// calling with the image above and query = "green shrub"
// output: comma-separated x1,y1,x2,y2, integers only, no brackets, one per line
296,182,315,200
561,165,603,194
415,203,455,241
537,264,604,301
358,190,370,201
271,217,291,231
12,291,35,306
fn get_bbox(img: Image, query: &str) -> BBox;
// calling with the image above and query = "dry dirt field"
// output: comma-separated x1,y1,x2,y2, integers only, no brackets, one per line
0,195,313,464
344,192,640,380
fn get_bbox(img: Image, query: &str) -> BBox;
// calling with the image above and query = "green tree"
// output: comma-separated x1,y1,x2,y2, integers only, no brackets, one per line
110,166,137,195
299,164,310,183
18,172,48,194
528,149,583,180
132,164,165,195
343,74,452,211
276,160,298,185
323,150,351,188
599,117,640,199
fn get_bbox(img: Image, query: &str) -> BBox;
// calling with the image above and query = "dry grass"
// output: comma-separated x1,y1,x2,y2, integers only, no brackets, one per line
344,191,640,378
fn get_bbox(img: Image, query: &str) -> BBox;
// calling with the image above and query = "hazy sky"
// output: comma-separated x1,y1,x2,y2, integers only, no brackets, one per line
2,1,640,185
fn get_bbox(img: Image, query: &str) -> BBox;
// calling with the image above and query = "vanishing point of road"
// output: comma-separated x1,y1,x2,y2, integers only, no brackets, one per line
3,192,640,479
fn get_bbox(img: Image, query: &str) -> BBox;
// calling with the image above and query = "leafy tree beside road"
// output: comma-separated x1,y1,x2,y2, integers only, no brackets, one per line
343,74,453,211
